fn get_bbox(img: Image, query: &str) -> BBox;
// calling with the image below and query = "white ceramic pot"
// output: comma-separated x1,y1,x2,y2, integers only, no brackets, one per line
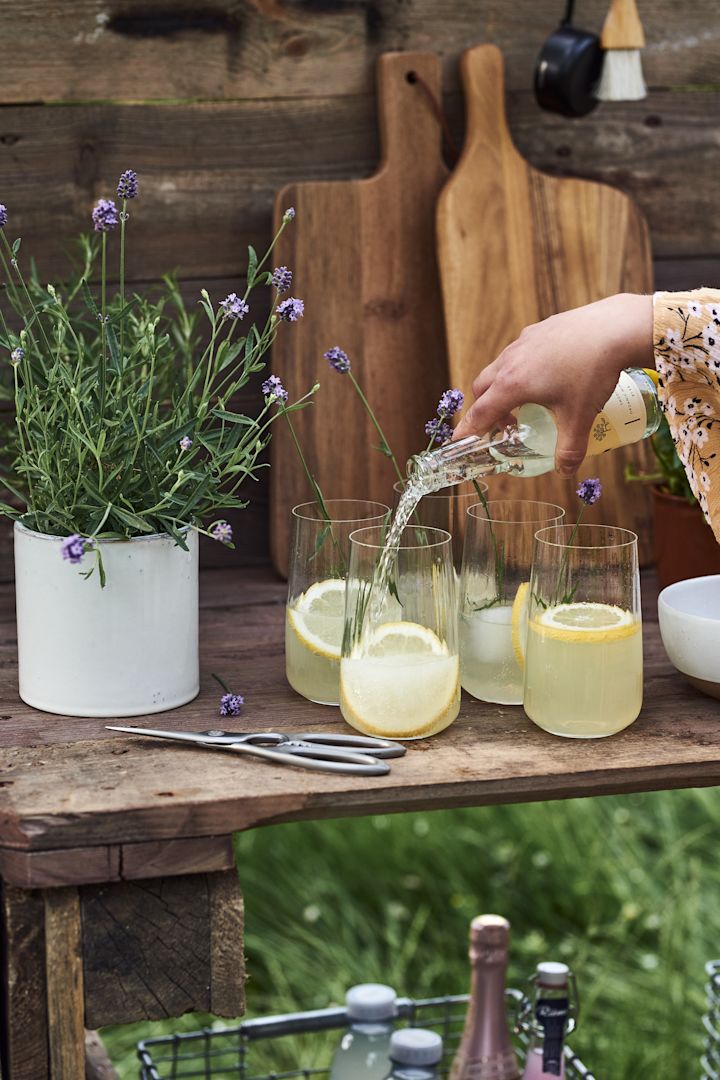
14,523,199,717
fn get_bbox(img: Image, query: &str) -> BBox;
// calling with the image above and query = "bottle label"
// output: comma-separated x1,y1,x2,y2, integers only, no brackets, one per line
586,371,646,456
535,997,569,1076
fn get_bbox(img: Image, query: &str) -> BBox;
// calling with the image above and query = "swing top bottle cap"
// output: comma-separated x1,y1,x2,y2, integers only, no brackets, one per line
346,983,398,1021
536,961,569,988
389,1028,443,1066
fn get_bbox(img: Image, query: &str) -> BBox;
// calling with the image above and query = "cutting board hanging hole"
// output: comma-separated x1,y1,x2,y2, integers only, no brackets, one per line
403,68,460,166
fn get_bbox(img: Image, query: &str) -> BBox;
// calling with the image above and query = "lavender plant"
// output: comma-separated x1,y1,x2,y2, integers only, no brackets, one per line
0,177,313,581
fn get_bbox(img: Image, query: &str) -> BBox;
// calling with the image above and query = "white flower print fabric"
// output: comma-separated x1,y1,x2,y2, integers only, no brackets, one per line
654,289,720,543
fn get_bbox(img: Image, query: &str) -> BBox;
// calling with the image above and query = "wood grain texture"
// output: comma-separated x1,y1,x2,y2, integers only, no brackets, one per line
1,566,719,869
437,45,655,560
0,883,49,1080
82,871,244,1027
45,887,85,1080
209,868,245,1017
269,52,450,574
0,0,715,104
0,91,716,287
0,835,236,889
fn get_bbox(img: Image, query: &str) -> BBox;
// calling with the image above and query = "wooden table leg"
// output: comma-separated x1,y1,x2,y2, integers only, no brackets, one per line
2,866,244,1078
1,881,50,1079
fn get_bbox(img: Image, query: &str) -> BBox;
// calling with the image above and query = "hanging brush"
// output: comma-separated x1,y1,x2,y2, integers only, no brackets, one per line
596,0,647,102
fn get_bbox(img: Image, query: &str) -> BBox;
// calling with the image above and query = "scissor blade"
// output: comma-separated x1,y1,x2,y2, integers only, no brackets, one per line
105,725,225,745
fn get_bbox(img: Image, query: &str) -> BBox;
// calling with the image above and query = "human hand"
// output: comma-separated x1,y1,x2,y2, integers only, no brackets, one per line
453,293,653,477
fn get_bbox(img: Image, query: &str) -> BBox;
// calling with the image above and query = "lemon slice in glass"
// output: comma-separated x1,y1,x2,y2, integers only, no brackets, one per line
510,582,530,668
340,621,459,739
287,578,346,660
535,602,637,643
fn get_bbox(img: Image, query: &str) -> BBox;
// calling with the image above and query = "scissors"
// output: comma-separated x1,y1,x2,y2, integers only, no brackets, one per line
106,725,406,776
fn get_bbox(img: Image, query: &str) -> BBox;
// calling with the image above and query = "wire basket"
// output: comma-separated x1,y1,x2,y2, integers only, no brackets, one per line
702,960,720,1078
137,992,596,1080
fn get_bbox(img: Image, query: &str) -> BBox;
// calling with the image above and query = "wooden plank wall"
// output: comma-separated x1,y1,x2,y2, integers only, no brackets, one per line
0,0,717,567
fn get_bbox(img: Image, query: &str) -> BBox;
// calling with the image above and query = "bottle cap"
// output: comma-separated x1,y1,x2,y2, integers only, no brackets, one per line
470,914,510,946
389,1028,443,1066
346,983,398,1021
536,961,569,987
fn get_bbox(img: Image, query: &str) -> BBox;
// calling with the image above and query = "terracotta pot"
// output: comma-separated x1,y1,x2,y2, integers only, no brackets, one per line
653,486,720,590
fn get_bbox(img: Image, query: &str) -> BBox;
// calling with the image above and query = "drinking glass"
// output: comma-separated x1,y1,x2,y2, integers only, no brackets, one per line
524,524,642,738
459,500,565,705
392,479,489,567
340,525,459,740
285,500,390,706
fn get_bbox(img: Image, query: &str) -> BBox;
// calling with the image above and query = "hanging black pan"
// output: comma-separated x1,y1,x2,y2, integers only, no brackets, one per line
534,0,603,116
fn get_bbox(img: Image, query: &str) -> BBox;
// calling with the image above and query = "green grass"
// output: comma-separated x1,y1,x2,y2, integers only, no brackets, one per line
102,788,720,1079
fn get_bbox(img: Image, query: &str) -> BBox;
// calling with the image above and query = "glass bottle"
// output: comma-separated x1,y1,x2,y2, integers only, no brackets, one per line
450,914,520,1080
330,984,398,1080
519,962,578,1080
384,1029,443,1080
409,368,661,493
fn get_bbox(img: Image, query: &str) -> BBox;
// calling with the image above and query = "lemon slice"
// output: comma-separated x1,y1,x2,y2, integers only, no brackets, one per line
511,582,530,668
534,602,638,644
340,621,459,739
287,578,346,660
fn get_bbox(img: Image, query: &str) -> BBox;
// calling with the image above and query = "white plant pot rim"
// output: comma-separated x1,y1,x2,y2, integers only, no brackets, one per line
14,521,194,544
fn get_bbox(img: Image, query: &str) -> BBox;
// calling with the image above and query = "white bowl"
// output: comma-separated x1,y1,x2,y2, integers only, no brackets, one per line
658,575,720,699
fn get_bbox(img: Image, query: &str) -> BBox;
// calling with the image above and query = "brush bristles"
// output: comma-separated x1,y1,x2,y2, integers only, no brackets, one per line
596,49,647,102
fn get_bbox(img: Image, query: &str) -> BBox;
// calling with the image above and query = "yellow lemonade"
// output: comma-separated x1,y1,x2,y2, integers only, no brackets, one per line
285,579,345,705
523,602,643,738
340,622,460,740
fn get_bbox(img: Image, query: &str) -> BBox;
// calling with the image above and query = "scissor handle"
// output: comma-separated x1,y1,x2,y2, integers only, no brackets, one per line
295,732,406,759
225,741,390,776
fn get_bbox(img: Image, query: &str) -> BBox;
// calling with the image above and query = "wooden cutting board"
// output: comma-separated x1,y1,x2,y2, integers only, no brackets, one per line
269,52,450,576
437,44,655,561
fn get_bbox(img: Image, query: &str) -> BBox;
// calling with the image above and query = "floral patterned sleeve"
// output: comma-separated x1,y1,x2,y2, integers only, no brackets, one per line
653,288,720,544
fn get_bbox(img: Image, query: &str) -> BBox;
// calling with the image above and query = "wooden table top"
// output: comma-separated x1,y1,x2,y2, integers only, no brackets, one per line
0,565,718,886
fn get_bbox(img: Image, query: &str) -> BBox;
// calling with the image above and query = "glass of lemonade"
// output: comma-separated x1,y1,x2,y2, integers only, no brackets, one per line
459,500,565,705
392,479,488,568
340,525,460,740
285,500,390,705
523,524,643,738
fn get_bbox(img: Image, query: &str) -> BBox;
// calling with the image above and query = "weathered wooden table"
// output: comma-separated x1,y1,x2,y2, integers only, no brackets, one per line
0,565,717,1079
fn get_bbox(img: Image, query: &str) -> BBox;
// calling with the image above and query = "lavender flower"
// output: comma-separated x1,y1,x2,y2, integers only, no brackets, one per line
283,207,296,222
116,169,138,200
0,204,7,229
425,418,453,445
10,347,24,366
261,375,288,403
276,297,304,322
576,478,602,505
271,266,293,293
220,293,249,320
437,388,464,418
179,435,193,451
92,198,119,233
61,534,89,565
219,692,244,717
324,346,351,374
211,521,233,546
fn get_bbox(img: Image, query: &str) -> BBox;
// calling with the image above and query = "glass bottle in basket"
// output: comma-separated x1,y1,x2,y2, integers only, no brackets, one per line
450,915,520,1080
330,984,398,1080
517,963,579,1079
384,1029,443,1080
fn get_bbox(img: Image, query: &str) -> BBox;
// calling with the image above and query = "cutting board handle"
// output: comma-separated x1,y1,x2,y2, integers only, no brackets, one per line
375,51,446,178
458,44,521,165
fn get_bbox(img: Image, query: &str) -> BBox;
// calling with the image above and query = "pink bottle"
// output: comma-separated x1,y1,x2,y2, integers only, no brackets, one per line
450,914,520,1080
521,963,577,1080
